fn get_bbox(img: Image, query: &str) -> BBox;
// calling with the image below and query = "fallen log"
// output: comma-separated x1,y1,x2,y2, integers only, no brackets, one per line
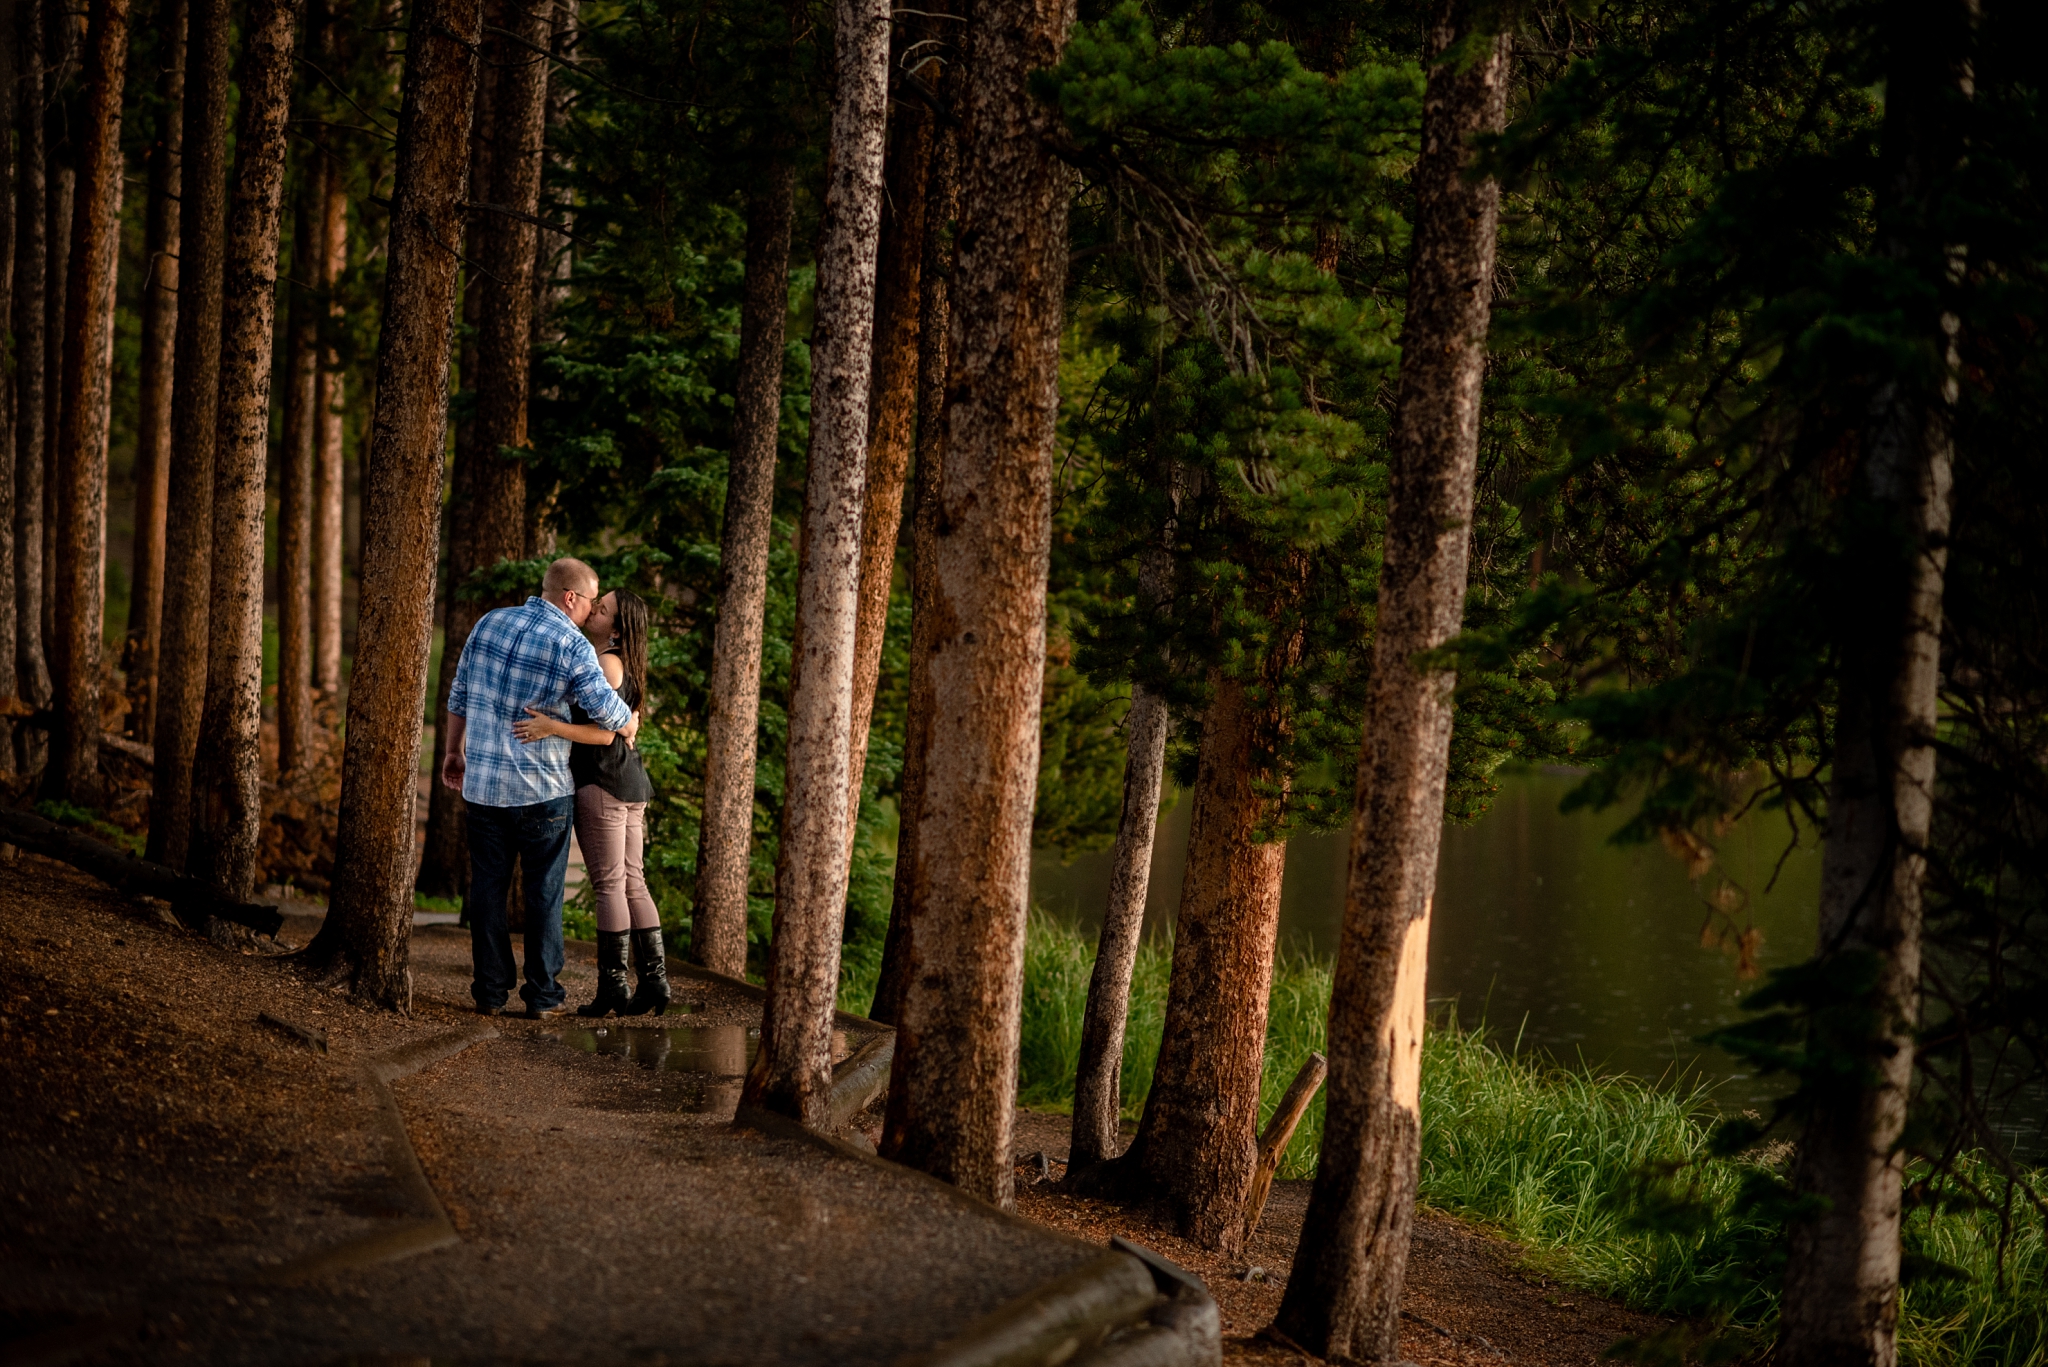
1243,1051,1327,1237
0,806,284,937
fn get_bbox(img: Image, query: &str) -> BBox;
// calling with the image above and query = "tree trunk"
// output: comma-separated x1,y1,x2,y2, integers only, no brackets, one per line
464,0,548,574
1068,692,1168,1165
302,0,482,1008
145,0,228,871
737,0,892,1128
841,101,930,846
124,0,184,743
313,155,347,697
524,0,578,555
277,157,321,778
49,0,131,805
876,0,1072,1206
1272,8,1509,1356
0,10,25,763
1775,10,1969,1366
869,58,959,1030
12,0,52,778
190,0,302,900
1113,666,1296,1253
41,164,69,666
1070,472,1178,1169
416,19,500,903
690,159,794,978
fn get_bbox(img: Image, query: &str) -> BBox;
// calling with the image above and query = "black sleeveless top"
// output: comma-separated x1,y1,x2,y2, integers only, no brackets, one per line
569,657,652,803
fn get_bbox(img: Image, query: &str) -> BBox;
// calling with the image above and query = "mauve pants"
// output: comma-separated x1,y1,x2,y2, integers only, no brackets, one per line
574,784,660,931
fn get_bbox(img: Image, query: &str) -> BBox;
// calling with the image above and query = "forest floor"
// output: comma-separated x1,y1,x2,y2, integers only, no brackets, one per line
0,851,1666,1366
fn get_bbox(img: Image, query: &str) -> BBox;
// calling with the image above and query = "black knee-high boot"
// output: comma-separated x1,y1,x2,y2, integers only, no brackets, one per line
622,927,671,1017
579,932,634,1017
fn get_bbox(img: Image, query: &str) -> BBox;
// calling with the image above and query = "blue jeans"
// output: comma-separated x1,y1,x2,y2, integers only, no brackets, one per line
467,796,575,1010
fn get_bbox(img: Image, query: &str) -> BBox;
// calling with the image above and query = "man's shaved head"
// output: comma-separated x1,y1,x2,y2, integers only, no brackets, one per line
542,557,599,597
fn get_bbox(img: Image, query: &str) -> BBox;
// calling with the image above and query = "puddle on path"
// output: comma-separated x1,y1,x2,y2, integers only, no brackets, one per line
551,1023,757,1075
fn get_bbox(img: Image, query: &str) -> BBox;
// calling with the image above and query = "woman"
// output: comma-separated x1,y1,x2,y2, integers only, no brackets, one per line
511,589,668,1017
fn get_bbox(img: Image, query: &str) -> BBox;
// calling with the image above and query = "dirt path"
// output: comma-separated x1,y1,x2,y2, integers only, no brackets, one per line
1007,1115,1667,1367
0,858,1098,1365
3,851,1667,1366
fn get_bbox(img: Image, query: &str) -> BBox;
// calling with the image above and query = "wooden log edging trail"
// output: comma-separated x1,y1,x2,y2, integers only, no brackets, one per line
896,1236,1221,1367
265,1022,498,1285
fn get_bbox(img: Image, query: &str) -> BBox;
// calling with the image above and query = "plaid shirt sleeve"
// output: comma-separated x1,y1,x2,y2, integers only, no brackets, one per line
564,632,633,731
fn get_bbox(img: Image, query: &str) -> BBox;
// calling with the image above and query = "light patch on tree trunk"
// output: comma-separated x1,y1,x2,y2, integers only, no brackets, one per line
1384,906,1430,1116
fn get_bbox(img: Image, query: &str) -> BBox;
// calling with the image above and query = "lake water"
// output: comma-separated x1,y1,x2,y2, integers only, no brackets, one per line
1031,769,1822,1115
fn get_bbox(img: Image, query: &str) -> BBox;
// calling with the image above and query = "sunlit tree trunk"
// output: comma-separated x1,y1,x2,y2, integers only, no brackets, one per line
841,99,930,847
49,0,131,804
278,158,322,778
877,0,1072,1206
1114,655,1297,1251
124,0,184,743
738,0,892,1127
303,0,482,1008
145,0,228,870
191,0,302,899
1776,9,1970,1366
313,136,348,698
1272,6,1509,1355
1069,481,1178,1168
869,38,959,1029
417,15,500,903
691,158,794,979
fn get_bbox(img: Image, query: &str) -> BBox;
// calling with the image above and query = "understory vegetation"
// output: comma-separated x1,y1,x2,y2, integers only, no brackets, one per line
947,915,2047,1367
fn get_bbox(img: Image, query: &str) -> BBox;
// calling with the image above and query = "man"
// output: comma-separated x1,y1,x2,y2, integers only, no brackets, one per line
443,558,634,1017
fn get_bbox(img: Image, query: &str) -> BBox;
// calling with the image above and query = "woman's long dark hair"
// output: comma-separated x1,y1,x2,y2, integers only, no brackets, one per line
610,590,649,709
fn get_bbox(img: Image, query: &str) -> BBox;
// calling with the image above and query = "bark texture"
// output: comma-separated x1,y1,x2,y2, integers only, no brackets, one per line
1119,657,1297,1253
739,0,893,1128
877,0,1073,1205
1776,10,1969,1365
146,0,228,870
191,0,302,900
869,55,960,1029
124,0,184,742
49,0,131,804
278,159,321,777
1067,683,1171,1165
1070,471,1178,1169
41,165,68,684
11,0,52,769
313,156,348,696
0,11,16,751
416,22,502,902
303,0,482,1008
691,160,794,978
842,102,930,845
1272,10,1509,1357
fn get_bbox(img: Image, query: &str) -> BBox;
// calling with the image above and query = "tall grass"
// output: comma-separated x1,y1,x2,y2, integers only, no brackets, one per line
978,915,2046,1367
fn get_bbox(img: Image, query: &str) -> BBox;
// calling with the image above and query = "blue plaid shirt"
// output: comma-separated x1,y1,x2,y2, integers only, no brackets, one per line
447,597,634,808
